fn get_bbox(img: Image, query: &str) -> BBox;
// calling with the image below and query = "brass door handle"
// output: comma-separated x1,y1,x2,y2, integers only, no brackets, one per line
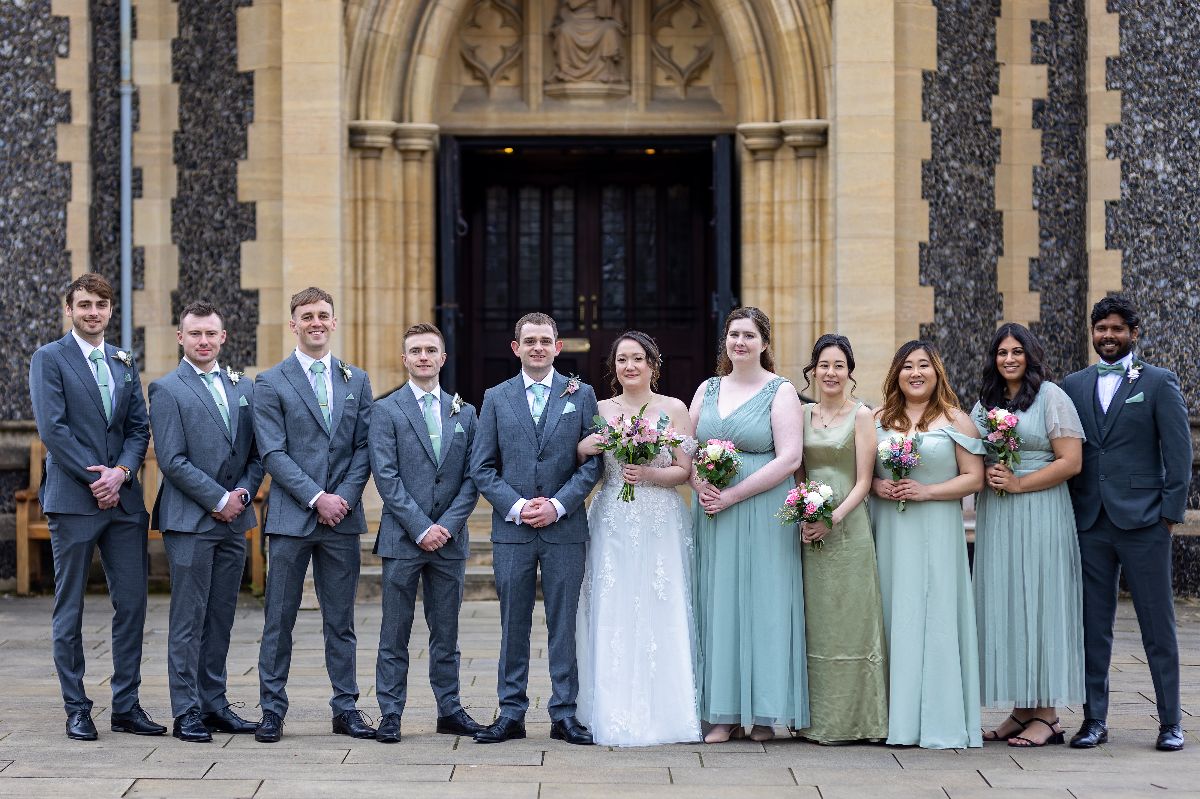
591,294,598,330
577,295,586,329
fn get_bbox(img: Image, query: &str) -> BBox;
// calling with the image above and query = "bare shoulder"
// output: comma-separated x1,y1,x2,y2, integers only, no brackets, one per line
948,408,980,437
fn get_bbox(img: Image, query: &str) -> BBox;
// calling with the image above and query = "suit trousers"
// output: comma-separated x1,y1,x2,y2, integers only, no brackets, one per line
492,536,586,722
376,555,467,718
258,526,362,717
47,508,150,715
1078,508,1180,724
162,526,246,717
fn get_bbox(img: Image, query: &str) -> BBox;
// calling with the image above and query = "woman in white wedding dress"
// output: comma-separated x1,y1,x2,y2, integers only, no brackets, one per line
575,331,702,746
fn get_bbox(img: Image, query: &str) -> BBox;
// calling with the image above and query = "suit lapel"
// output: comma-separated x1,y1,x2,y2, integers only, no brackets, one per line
398,384,438,466
58,335,109,422
330,358,347,435
1077,366,1102,441
222,370,240,441
437,390,456,471
179,362,233,443
281,355,329,434
538,372,567,452
104,345,128,427
505,375,539,448
1100,359,1139,439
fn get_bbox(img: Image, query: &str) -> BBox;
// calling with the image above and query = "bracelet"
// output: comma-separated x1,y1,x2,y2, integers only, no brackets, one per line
116,465,131,481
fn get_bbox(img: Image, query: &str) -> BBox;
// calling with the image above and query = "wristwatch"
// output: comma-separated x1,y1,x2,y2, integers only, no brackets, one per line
116,465,131,482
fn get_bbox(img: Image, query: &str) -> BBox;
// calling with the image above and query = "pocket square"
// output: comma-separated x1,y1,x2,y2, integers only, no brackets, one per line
454,422,465,434
563,402,576,414
238,395,249,407
1125,392,1144,404
345,393,355,400
124,373,132,383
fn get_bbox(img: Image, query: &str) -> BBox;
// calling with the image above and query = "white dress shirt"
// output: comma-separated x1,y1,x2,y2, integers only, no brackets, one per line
506,370,566,525
409,382,442,545
184,358,235,512
294,349,335,509
1097,351,1134,414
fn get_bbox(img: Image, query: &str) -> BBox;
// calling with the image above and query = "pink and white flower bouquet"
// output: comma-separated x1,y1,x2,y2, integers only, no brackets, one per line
983,407,1022,496
778,480,835,550
694,439,742,518
878,434,922,512
591,404,684,502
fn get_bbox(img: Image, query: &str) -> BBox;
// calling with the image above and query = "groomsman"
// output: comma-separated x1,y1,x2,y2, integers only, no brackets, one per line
29,273,166,740
252,287,375,743
148,301,264,741
369,323,483,743
1062,296,1192,752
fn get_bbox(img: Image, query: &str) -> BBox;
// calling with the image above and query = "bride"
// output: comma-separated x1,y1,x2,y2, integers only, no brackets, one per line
575,331,702,746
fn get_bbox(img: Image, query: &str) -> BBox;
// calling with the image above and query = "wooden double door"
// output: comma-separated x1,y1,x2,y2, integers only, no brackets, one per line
449,140,725,404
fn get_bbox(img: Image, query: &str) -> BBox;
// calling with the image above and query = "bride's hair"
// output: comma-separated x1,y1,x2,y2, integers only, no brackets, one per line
605,330,662,396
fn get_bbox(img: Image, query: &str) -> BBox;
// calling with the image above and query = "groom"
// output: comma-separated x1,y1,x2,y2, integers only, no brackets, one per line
469,312,602,745
1062,295,1192,752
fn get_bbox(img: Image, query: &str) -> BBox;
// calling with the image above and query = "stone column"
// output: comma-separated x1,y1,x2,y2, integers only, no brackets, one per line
782,119,830,377
393,123,439,329
736,122,785,368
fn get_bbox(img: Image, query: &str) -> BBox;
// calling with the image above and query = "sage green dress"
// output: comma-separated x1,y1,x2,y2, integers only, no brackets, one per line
693,376,809,729
970,382,1085,708
871,422,984,749
795,404,888,743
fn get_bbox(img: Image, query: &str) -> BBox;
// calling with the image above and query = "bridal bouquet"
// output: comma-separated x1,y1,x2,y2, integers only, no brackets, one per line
983,407,1022,496
778,480,835,550
877,434,921,512
591,404,684,502
694,439,741,518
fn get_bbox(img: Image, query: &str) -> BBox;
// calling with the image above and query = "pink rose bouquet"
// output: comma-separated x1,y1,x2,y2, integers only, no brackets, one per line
694,438,742,518
983,407,1022,496
877,434,922,511
778,480,835,550
591,404,684,502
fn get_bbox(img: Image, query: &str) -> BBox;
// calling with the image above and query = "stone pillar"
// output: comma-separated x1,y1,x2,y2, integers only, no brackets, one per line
782,119,830,379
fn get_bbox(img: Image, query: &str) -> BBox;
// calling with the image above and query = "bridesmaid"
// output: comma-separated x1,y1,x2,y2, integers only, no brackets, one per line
689,307,807,743
871,340,985,749
795,334,888,744
971,323,1084,747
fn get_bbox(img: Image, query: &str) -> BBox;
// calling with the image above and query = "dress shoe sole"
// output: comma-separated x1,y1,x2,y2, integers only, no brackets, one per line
66,731,98,741
333,729,377,740
110,725,166,736
172,732,213,743
1156,741,1184,751
549,732,594,745
376,734,402,744
474,730,526,744
436,724,482,736
1069,735,1108,749
254,734,281,743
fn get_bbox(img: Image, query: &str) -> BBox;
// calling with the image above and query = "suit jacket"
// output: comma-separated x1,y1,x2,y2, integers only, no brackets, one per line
469,371,602,545
148,361,265,535
29,333,149,516
369,385,478,560
253,354,373,536
1062,358,1192,530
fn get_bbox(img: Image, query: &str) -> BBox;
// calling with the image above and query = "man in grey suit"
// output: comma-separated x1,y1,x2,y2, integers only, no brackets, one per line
148,301,265,742
29,272,166,741
1061,295,1192,752
252,286,375,743
469,312,602,745
369,322,484,744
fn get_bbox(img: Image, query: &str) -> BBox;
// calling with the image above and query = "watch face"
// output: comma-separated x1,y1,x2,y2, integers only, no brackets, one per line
241,492,250,506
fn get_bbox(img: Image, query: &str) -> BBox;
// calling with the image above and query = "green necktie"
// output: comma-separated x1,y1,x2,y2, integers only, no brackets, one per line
201,371,230,431
88,348,112,422
310,360,331,431
530,383,547,424
1096,361,1125,376
423,393,442,464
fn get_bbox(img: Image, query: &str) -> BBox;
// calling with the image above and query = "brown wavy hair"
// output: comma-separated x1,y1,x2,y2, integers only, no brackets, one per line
716,307,774,375
605,330,662,396
877,340,960,433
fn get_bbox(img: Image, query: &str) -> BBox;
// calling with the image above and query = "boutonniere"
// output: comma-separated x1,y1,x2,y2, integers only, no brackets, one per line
560,374,581,398
1126,362,1142,383
338,362,352,382
114,350,133,368
225,365,243,385
450,393,464,416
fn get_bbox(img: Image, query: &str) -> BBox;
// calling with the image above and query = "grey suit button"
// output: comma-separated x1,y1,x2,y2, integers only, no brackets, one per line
435,477,441,484
538,455,545,462
1100,475,1107,481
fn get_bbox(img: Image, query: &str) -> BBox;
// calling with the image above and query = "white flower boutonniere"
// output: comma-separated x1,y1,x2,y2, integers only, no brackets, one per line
338,362,353,383
1127,363,1142,383
450,393,464,416
114,350,133,368
225,365,243,385
560,374,581,398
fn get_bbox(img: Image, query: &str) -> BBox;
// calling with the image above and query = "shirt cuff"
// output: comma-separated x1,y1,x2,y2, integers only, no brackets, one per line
213,491,231,513
506,498,527,525
549,498,565,520
416,525,431,543
309,490,325,509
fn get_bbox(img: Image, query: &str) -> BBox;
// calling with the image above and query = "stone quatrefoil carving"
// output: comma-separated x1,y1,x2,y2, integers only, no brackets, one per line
459,0,523,94
651,0,713,97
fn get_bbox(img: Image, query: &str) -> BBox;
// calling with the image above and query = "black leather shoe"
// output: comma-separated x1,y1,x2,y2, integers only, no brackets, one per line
1070,719,1108,748
110,704,167,736
172,710,213,743
202,705,258,734
66,710,98,741
255,710,284,743
550,716,594,745
473,716,526,744
437,708,484,736
1157,723,1185,751
332,709,377,739
376,713,402,744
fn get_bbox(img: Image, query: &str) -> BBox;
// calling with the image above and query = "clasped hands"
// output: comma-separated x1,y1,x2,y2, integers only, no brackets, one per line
872,478,932,503
86,465,126,509
211,489,251,523
520,497,558,528
315,492,351,527
691,475,731,515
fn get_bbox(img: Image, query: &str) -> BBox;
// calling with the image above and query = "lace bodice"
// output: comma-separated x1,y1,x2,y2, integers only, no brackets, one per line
600,449,674,489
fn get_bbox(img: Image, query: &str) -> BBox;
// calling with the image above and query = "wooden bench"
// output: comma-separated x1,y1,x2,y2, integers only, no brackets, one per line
15,440,267,595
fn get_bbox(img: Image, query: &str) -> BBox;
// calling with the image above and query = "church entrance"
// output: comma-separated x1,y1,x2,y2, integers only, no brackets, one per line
441,137,735,405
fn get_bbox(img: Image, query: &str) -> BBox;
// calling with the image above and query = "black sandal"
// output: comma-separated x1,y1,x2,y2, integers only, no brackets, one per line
1008,717,1065,747
983,713,1028,742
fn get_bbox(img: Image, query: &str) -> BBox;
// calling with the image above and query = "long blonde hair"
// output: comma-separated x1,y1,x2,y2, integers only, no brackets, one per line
877,340,960,433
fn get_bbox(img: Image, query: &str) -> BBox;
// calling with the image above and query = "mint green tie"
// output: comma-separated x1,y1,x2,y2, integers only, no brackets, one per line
201,371,230,431
88,348,112,422
310,361,331,431
1096,361,1125,376
530,383,547,424
423,393,442,464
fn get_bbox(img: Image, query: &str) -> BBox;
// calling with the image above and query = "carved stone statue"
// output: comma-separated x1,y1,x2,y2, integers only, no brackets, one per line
550,0,627,84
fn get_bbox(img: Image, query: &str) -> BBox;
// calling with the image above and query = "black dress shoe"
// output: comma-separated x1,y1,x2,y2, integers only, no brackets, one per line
1157,723,1185,751
473,716,526,744
110,703,167,736
1070,719,1108,748
255,709,284,743
376,713,402,744
66,710,98,741
332,709,377,739
172,710,213,743
202,705,258,734
437,708,484,736
550,716,594,745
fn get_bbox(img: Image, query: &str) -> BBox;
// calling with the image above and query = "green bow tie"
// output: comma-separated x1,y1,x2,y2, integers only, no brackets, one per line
1096,362,1126,376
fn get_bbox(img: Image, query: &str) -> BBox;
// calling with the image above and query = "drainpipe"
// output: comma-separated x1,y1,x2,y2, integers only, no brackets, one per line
119,0,133,351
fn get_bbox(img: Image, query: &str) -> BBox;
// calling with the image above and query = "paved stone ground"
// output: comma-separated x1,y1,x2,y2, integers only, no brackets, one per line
0,594,1196,798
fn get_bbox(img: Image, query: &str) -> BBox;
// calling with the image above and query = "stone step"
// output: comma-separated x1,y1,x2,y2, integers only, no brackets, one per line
359,535,493,568
356,564,505,602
